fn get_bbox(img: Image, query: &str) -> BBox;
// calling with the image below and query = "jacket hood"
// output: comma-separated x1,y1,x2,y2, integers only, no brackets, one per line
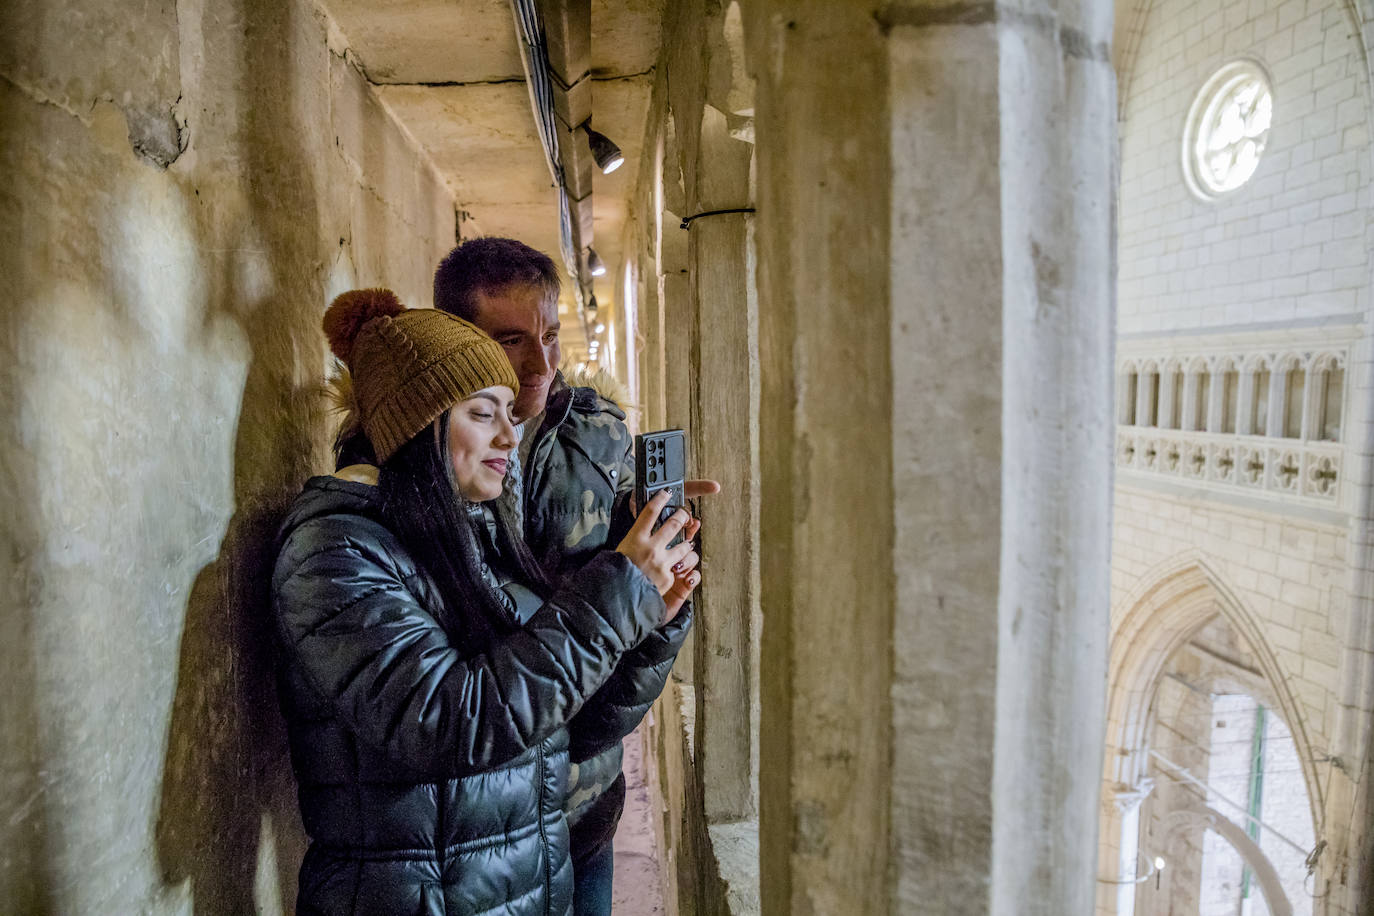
279,475,385,541
560,365,634,411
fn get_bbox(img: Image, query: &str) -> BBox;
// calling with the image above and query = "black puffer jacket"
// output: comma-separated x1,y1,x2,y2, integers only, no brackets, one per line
271,476,664,916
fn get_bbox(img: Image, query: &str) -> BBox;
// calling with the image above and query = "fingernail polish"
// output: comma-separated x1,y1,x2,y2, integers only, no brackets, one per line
672,562,683,573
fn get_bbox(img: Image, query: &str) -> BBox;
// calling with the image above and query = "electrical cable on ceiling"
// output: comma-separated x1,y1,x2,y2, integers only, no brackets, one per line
508,0,592,337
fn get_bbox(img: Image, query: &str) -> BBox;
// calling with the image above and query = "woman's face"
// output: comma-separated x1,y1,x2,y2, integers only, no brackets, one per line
446,386,519,502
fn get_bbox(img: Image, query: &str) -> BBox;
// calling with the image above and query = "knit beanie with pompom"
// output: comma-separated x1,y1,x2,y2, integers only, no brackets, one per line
322,288,519,463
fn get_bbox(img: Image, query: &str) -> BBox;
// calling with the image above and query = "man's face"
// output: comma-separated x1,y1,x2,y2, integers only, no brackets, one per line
470,284,561,422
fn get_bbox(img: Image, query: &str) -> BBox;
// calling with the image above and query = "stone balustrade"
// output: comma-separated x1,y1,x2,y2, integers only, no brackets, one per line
1116,426,1343,507
1116,333,1353,511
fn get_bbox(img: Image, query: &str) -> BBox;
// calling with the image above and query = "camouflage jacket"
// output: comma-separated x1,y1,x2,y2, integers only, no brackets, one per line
504,373,693,863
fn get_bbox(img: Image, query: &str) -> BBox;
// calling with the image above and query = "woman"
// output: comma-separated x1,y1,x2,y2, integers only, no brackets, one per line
272,288,700,915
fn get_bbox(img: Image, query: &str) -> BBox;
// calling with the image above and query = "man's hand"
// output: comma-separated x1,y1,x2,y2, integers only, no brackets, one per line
630,478,723,515
684,479,721,499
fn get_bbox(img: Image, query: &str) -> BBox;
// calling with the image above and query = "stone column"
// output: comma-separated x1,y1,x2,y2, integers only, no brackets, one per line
743,0,1115,913
1206,363,1226,433
1137,371,1156,427
1117,371,1135,424
1181,372,1200,431
1110,781,1154,916
1267,369,1286,439
1330,336,1374,913
687,102,760,824
661,268,693,437
988,1,1115,910
639,260,667,430
1237,368,1255,436
1158,371,1177,428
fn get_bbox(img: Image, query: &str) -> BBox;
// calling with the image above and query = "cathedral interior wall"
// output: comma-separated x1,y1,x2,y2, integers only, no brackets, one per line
1118,0,1369,335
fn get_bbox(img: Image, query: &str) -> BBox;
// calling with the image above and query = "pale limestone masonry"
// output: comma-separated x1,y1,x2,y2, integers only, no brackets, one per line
1118,0,1370,333
1109,0,1374,910
1111,491,1346,765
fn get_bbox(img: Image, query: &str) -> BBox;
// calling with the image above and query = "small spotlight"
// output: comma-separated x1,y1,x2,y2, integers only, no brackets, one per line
585,126,624,174
1153,857,1166,871
594,322,606,333
588,249,607,277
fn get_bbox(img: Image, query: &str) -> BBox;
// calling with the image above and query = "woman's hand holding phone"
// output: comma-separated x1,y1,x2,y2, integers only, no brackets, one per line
616,489,701,623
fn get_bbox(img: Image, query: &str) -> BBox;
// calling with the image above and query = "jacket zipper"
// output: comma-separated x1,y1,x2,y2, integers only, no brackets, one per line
536,742,552,913
435,774,446,900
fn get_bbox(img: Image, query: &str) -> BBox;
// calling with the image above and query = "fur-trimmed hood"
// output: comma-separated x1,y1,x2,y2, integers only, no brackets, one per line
559,365,635,412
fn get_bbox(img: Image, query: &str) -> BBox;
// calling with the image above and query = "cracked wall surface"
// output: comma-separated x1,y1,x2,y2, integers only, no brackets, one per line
0,0,186,166
0,0,453,911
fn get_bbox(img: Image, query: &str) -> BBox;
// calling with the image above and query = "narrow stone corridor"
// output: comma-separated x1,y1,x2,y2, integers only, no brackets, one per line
2,0,1373,914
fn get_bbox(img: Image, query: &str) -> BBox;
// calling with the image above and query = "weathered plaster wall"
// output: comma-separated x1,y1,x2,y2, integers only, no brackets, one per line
0,0,453,911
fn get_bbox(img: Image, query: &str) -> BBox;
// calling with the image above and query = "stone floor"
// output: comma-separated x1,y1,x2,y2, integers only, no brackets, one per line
611,725,666,914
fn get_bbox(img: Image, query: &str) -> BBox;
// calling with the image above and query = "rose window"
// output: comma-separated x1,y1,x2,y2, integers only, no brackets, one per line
1183,61,1273,199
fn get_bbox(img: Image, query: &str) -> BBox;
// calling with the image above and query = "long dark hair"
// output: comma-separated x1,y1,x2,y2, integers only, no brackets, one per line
377,409,552,650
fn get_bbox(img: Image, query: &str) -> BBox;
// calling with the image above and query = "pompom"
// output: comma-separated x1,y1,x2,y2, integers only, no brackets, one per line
322,288,405,363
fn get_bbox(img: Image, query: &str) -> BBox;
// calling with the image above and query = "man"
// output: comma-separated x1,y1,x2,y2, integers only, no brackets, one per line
430,237,714,914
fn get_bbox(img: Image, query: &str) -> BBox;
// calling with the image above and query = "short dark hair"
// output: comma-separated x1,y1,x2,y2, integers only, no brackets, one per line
433,237,561,321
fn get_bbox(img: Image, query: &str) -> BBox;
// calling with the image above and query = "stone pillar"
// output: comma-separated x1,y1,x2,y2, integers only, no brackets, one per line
1330,335,1374,913
743,0,1115,912
639,138,670,431
687,102,760,824
1206,364,1226,433
1237,369,1255,436
661,271,693,434
640,261,667,430
1110,781,1153,916
1266,369,1286,439
1117,372,1134,424
1158,371,1177,429
1137,371,1157,427
987,0,1115,909
1181,372,1200,431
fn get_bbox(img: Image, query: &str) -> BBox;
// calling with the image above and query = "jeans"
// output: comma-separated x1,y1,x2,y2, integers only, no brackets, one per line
572,841,615,916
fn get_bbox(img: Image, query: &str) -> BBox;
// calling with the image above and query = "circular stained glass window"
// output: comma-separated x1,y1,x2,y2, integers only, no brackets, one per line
1182,61,1274,200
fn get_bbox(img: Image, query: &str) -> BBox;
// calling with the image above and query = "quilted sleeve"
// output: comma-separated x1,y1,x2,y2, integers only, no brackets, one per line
273,520,665,777
566,602,693,762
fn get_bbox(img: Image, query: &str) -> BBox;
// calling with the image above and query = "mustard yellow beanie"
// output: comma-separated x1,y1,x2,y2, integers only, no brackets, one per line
322,288,519,463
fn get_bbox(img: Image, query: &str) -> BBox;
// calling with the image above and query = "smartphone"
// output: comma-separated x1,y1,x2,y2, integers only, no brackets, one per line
634,428,687,547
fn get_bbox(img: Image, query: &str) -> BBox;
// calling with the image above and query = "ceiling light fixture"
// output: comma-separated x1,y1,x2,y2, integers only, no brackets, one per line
594,322,606,333
587,249,607,277
584,126,624,174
